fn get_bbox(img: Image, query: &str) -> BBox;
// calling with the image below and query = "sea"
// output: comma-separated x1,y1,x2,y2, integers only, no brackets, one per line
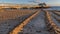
44,6,60,10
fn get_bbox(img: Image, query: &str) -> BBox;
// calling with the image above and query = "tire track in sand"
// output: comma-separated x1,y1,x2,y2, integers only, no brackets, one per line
9,11,40,34
45,11,60,34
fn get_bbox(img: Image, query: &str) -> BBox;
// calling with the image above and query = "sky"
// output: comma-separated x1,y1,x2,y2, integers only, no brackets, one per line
0,0,60,6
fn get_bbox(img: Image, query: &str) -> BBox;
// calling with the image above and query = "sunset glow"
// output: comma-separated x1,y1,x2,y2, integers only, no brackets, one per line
0,0,60,6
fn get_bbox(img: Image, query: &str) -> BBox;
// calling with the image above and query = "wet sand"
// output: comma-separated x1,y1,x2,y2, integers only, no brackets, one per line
0,9,60,34
22,11,50,34
0,9,36,34
21,10,60,34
